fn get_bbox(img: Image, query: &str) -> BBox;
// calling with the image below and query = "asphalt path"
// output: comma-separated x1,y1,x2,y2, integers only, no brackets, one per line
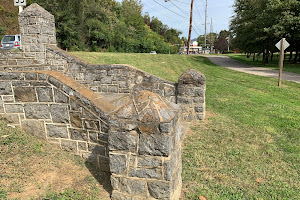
203,55,300,83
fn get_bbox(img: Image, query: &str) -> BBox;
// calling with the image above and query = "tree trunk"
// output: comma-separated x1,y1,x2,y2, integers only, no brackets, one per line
253,53,255,61
271,52,274,62
247,53,250,58
294,49,299,64
263,51,266,65
289,50,293,61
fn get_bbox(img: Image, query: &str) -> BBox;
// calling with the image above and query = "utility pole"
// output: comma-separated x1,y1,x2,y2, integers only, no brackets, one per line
210,17,213,53
187,0,194,55
204,0,207,48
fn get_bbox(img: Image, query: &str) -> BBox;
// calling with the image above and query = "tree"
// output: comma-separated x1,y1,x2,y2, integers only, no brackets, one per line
230,0,300,64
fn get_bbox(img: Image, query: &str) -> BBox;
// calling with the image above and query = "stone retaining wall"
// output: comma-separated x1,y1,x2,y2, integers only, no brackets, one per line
0,71,112,172
0,3,208,199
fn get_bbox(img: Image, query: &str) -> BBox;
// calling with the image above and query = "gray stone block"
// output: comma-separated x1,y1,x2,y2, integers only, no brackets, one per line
88,144,106,156
47,124,69,138
99,76,112,84
84,119,99,131
139,134,171,156
159,122,172,133
99,157,110,172
38,73,48,81
25,73,38,80
111,190,146,200
70,112,83,128
177,96,192,104
24,104,50,119
148,181,171,199
112,176,147,196
50,104,69,123
194,88,205,97
4,104,23,113
21,120,45,138
195,105,204,113
2,95,14,103
14,87,37,102
1,114,19,124
0,72,23,80
48,76,61,89
108,85,118,93
108,131,137,153
129,167,161,179
36,87,53,102
54,89,69,103
138,156,162,167
61,140,77,152
78,141,87,151
88,131,98,143
109,153,127,174
0,82,12,95
193,97,204,103
99,133,108,143
69,128,88,141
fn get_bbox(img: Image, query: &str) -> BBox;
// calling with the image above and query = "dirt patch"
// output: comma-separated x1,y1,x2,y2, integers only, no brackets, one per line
0,123,110,200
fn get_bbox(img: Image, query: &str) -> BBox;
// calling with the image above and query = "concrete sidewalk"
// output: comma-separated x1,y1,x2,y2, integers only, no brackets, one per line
203,55,300,83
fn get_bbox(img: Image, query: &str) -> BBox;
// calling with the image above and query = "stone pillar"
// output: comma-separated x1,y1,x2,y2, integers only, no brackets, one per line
108,90,183,200
177,69,206,121
18,3,56,64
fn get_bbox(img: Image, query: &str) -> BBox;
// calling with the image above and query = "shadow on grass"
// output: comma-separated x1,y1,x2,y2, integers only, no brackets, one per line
84,148,112,196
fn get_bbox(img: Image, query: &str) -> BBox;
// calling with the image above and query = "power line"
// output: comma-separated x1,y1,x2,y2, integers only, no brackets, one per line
173,0,190,5
194,0,204,23
143,3,178,22
152,0,189,20
170,1,189,18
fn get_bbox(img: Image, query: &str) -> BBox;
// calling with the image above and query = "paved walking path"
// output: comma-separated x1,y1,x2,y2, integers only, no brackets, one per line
203,55,300,83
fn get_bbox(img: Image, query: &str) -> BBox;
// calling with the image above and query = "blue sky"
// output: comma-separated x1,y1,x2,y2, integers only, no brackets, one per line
140,0,235,39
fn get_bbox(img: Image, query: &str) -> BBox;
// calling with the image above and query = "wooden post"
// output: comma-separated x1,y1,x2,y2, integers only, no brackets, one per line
278,38,285,86
187,0,194,55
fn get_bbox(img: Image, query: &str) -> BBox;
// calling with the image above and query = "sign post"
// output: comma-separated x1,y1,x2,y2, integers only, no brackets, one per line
275,38,290,86
14,0,26,13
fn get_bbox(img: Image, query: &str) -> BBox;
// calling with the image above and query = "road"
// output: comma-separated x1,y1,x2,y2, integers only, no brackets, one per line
203,55,300,83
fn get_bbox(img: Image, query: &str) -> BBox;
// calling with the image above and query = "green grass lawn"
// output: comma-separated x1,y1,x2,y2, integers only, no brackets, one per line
226,53,300,74
73,52,300,199
71,52,300,199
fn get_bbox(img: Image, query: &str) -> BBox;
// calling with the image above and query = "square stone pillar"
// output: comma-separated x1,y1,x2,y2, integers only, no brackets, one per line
177,69,206,121
18,3,56,64
108,91,183,200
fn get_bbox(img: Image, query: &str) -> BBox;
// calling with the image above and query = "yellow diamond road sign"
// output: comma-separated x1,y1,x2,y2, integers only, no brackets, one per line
275,39,290,51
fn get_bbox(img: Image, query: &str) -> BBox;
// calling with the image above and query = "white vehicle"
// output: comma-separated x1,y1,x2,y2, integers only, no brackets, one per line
150,51,157,54
0,35,21,50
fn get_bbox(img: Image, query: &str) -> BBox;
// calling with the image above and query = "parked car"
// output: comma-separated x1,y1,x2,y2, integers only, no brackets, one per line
150,51,157,54
0,35,21,50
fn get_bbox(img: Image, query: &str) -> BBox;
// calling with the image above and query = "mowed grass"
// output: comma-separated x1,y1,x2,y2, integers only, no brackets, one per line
72,52,300,199
0,120,110,200
226,53,300,74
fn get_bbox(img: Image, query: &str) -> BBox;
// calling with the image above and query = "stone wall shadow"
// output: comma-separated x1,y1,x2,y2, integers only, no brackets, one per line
84,151,112,195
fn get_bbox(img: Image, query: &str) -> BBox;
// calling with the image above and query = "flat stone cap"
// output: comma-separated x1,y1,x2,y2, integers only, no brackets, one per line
114,90,180,133
178,69,206,86
19,3,53,18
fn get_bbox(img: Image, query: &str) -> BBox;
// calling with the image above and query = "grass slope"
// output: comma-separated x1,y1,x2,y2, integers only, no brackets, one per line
226,53,300,74
0,120,110,200
72,52,300,199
